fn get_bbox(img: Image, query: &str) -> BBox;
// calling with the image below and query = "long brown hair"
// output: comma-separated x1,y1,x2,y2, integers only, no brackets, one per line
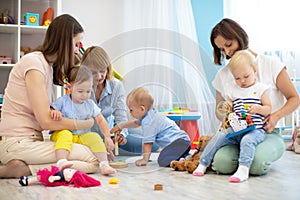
210,18,248,65
39,14,84,86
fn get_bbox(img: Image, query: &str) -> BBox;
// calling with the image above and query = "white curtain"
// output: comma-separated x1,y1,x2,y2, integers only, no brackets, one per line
101,0,218,135
224,0,299,77
224,0,300,129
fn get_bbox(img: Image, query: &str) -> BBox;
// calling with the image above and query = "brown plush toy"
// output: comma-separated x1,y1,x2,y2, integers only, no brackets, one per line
286,127,300,154
294,131,300,153
170,135,212,173
292,128,300,154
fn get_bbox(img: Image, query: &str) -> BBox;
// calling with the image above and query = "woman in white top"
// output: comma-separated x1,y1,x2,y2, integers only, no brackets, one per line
209,18,299,175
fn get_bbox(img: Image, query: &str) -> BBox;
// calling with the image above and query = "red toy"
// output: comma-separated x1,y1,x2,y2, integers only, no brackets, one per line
19,166,101,188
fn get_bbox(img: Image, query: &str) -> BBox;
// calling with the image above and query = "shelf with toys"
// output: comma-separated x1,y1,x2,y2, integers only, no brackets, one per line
0,0,60,95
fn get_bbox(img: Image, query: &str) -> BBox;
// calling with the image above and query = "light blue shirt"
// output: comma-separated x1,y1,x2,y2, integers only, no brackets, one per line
51,94,101,135
90,79,128,136
138,108,190,148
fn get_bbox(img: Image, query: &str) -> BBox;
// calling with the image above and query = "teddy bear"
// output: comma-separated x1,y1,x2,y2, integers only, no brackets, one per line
20,46,31,58
294,131,300,153
170,135,212,173
286,127,300,154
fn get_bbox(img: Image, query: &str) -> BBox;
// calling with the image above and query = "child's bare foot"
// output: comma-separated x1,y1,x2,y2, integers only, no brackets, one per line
57,159,73,171
100,161,116,175
100,165,116,175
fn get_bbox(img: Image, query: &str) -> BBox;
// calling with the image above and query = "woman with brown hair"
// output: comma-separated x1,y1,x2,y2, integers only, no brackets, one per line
209,18,299,176
0,14,98,178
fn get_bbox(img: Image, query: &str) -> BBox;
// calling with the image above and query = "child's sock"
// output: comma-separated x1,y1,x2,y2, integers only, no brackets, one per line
100,161,116,175
57,159,73,171
192,164,207,176
229,165,249,183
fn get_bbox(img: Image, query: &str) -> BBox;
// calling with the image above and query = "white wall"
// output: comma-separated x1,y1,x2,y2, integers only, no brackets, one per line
60,0,125,47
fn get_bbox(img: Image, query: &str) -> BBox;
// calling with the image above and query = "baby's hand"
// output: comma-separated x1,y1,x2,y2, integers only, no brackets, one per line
222,101,233,112
247,104,260,114
50,110,62,121
114,131,127,145
135,159,148,166
110,125,122,134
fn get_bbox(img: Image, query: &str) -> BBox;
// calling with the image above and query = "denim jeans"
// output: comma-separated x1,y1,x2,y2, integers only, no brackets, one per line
200,128,266,168
117,128,160,155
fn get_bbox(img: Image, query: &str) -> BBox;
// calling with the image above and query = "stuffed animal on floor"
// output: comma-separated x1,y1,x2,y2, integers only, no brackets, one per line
287,127,300,154
294,131,300,153
170,135,212,173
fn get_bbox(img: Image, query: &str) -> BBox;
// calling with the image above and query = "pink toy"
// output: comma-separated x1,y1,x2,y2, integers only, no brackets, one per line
19,166,101,188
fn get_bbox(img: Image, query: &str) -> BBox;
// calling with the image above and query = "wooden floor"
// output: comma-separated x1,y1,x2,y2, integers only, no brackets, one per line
0,142,299,200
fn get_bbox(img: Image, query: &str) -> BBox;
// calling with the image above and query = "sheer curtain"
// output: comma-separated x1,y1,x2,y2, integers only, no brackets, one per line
101,0,218,135
224,0,300,130
224,0,299,77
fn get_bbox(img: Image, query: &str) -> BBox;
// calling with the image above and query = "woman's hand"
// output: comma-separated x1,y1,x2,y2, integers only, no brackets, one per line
262,113,280,133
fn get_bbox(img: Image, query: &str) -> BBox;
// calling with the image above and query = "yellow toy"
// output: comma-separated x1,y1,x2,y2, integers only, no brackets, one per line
109,177,118,184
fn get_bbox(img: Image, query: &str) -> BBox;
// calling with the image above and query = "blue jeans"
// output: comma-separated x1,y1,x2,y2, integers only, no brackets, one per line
117,128,160,155
97,127,160,155
200,128,266,168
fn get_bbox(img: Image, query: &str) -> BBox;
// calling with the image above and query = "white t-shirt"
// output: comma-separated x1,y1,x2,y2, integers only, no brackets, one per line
213,54,286,127
228,82,269,129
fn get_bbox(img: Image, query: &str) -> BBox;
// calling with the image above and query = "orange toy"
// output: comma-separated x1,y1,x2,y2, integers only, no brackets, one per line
42,8,53,26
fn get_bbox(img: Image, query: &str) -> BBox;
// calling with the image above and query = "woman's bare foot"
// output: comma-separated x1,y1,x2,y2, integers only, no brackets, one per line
0,160,31,178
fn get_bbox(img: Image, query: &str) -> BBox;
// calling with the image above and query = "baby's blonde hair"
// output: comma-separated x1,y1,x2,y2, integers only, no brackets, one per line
228,50,257,72
127,87,154,110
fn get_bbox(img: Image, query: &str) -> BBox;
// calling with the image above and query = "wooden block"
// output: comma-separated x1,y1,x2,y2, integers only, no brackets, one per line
154,184,163,190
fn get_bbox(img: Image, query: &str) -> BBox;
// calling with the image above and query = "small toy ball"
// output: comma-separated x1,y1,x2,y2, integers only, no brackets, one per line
154,184,163,190
109,177,118,184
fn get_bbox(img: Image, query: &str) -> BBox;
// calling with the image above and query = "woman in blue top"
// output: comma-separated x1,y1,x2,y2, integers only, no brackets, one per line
80,46,159,154
111,87,190,167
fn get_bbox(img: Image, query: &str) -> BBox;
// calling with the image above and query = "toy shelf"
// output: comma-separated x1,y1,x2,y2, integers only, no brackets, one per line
0,0,61,94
